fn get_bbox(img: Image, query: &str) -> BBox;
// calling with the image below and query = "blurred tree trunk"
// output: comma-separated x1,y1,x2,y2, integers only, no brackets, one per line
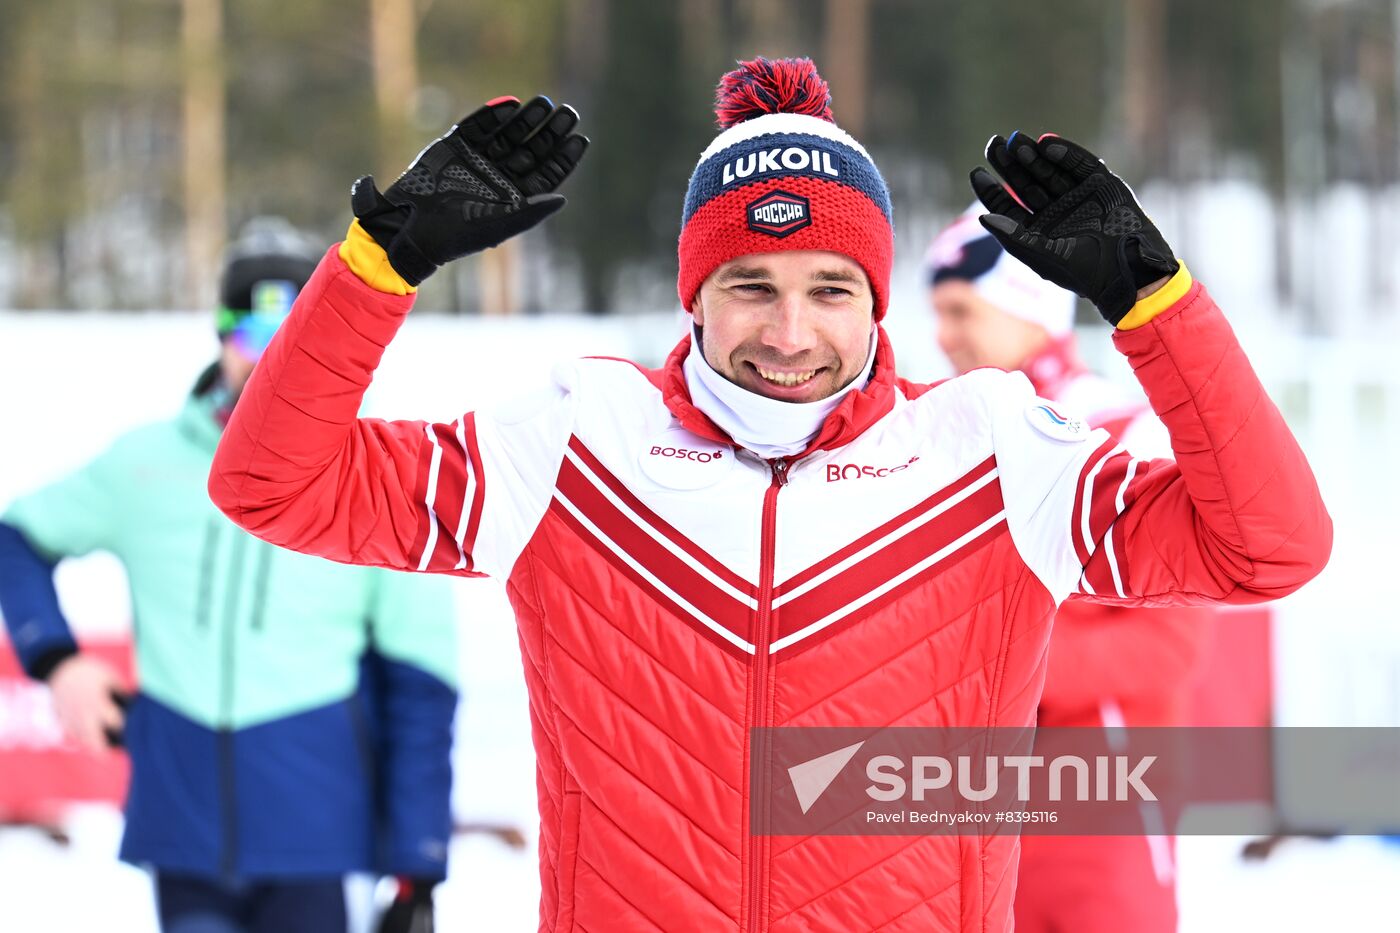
181,0,225,308
744,0,800,57
478,240,519,315
563,0,609,98
680,0,722,71
370,0,419,175
11,29,55,308
1122,0,1166,178
822,0,870,136
1280,5,1326,331
562,0,610,313
1388,0,1400,171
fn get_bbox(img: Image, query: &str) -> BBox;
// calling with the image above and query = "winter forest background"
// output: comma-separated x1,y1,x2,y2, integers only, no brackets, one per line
2,0,1399,328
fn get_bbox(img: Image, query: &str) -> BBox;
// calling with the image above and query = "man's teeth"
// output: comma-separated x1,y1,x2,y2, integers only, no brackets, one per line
757,367,816,386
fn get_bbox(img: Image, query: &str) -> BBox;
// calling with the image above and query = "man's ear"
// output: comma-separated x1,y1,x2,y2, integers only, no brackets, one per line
689,294,705,326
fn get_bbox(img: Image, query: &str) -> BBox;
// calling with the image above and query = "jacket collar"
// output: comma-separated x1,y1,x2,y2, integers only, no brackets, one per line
651,325,899,460
176,374,229,453
176,395,224,452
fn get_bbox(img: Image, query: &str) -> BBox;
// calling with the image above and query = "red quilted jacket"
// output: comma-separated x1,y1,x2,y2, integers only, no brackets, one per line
210,249,1330,932
1009,353,1216,933
1021,356,1216,731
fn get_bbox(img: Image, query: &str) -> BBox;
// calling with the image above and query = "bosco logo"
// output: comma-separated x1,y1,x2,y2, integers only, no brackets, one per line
639,429,733,490
747,190,812,238
648,445,724,464
826,455,920,483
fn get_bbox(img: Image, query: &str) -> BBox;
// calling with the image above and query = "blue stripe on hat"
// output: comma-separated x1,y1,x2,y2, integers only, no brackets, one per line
929,234,1003,286
681,132,892,226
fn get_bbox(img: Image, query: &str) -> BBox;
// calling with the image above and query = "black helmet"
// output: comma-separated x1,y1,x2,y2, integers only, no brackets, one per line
216,217,319,337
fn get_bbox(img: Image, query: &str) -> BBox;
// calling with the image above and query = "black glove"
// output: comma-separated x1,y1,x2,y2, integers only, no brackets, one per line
352,95,589,286
376,877,436,933
969,132,1178,325
104,689,131,748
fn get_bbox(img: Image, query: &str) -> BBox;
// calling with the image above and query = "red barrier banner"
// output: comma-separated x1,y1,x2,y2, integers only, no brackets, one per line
0,636,133,823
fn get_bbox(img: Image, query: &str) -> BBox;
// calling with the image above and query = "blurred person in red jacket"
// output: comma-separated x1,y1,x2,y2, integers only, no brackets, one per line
926,206,1214,933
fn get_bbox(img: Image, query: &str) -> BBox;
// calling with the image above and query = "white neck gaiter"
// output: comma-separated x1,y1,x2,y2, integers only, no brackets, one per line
682,326,878,459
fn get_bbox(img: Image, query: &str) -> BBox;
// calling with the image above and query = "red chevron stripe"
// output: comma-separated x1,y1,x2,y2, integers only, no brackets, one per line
1105,518,1129,596
407,427,437,567
775,477,1005,642
555,456,755,648
458,414,486,570
1071,438,1117,565
1080,541,1115,596
424,421,468,571
777,519,1010,657
567,436,754,596
544,501,753,660
775,454,997,598
1086,452,1133,552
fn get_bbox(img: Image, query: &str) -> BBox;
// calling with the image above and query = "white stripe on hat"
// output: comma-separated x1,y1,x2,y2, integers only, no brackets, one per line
694,112,874,167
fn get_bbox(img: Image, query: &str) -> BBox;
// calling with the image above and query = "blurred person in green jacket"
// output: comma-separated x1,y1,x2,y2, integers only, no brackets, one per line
0,223,460,933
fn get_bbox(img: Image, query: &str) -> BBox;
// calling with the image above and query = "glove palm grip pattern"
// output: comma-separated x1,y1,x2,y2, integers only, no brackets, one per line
351,96,588,286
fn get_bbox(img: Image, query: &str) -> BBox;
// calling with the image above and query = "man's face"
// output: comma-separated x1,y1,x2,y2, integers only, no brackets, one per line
218,304,290,402
690,250,875,403
930,280,1048,375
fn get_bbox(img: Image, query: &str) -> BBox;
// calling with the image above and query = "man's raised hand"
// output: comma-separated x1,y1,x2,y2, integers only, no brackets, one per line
352,96,589,286
969,133,1178,325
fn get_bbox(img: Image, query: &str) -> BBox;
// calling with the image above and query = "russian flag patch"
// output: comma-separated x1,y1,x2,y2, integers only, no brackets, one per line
1025,402,1089,442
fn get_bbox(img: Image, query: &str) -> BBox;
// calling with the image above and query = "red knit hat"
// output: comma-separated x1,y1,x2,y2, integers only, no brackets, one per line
678,57,895,319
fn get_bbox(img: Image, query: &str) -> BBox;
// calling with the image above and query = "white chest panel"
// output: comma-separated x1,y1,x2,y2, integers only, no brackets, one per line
564,363,1005,593
476,360,1108,625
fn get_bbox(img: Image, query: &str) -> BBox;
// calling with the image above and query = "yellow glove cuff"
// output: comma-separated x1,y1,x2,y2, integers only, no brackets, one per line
1116,262,1192,330
338,220,416,296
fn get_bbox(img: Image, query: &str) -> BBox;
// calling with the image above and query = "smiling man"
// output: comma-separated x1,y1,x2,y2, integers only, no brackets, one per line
209,58,1331,932
685,250,878,460
694,253,871,401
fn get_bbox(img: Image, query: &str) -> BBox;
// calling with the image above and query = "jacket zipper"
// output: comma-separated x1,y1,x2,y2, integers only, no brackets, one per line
248,545,272,631
747,457,789,933
194,519,219,629
218,532,247,879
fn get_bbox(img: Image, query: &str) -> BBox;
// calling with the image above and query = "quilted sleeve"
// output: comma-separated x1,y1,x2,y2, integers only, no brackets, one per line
1069,281,1331,605
208,246,575,578
993,282,1331,608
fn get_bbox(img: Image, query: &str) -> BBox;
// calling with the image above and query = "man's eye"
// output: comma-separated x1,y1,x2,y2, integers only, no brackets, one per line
735,283,769,294
818,287,851,297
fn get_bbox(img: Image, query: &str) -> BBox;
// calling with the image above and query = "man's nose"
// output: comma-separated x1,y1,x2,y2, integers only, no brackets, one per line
936,327,958,355
933,317,961,354
763,295,817,357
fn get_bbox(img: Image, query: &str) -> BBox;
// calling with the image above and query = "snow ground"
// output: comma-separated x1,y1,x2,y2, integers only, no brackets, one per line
7,810,1400,931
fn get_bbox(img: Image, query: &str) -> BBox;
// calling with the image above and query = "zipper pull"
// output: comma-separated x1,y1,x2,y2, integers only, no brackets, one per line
770,458,791,487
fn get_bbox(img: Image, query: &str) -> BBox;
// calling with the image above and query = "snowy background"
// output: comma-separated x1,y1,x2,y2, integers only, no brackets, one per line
3,184,1400,929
